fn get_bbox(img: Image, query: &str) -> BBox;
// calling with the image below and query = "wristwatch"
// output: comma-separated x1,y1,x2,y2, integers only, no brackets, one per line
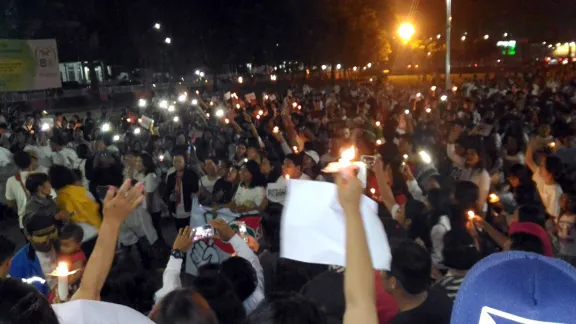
171,249,185,260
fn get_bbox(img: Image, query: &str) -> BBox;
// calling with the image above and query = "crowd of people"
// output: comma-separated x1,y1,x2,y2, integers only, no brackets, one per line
2,68,576,324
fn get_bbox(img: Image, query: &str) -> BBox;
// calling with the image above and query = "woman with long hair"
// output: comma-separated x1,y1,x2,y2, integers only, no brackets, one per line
222,160,267,213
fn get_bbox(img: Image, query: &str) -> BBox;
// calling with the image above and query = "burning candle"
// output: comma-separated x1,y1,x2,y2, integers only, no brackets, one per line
236,103,241,109
273,126,279,133
489,193,500,203
292,102,298,108
285,175,290,180
376,139,382,145
467,210,476,220
258,110,264,116
48,262,79,302
370,188,376,194
403,154,409,160
225,118,230,124
293,146,298,153
375,121,381,127
322,146,367,187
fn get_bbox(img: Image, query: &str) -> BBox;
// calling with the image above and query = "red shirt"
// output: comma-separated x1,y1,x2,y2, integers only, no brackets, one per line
375,271,399,324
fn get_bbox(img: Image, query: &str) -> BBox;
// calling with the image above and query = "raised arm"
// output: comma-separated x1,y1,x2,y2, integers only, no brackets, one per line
525,139,538,174
337,175,378,324
373,159,396,213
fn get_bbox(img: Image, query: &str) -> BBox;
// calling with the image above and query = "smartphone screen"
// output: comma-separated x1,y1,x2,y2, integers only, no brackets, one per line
360,155,376,166
192,225,214,241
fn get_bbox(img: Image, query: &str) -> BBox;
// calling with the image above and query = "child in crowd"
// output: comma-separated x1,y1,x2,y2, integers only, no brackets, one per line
58,223,87,294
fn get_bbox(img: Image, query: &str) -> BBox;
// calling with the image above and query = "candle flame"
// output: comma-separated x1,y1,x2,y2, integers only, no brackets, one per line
375,121,381,127
376,139,382,145
225,118,230,124
285,175,290,180
54,262,69,277
370,188,376,194
489,193,500,203
467,210,475,220
340,146,355,164
258,110,264,115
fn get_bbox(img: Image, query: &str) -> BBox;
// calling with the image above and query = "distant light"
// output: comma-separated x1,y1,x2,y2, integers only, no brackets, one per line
178,93,187,102
427,52,432,56
138,118,142,123
483,34,489,40
154,23,161,30
431,86,437,91
113,135,120,142
419,150,432,164
168,105,175,112
215,109,224,118
173,116,179,122
236,103,240,109
503,32,508,37
134,127,141,135
225,118,230,124
256,115,260,120
42,110,48,115
195,70,200,75
367,62,372,68
542,41,547,45
426,107,432,113
376,139,382,145
159,100,168,109
336,63,342,70
209,101,214,106
101,123,111,132
548,44,553,48
321,65,327,70
353,66,357,71
416,93,421,98
451,86,458,92
199,72,205,77
370,188,376,194
191,99,198,105
497,59,501,63
138,98,147,108
297,105,302,110
258,110,264,116
436,34,441,39
404,109,410,115
270,74,277,81
375,121,381,127
440,95,448,101
237,76,243,84
126,118,131,123
164,37,171,44
369,78,373,82
152,84,156,87
292,102,298,108
206,113,210,118
461,36,466,41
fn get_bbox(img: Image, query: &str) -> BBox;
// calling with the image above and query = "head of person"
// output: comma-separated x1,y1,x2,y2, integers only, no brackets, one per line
235,143,247,158
76,143,90,160
49,135,65,152
239,160,265,188
451,180,479,212
93,139,106,152
464,139,486,170
227,166,239,183
538,155,563,184
73,128,84,141
194,269,246,324
48,165,76,191
23,210,58,253
151,288,218,324
219,257,258,302
55,112,63,122
442,229,482,272
538,124,551,138
173,152,187,172
146,135,162,153
101,262,157,314
246,143,261,162
0,278,59,324
136,153,156,175
509,205,546,228
381,240,431,298
508,164,532,188
218,160,231,178
58,223,83,256
341,127,351,139
0,236,15,278
282,153,304,179
25,173,52,197
123,150,137,169
13,151,31,171
302,150,320,172
204,157,218,176
507,221,553,256
246,292,328,324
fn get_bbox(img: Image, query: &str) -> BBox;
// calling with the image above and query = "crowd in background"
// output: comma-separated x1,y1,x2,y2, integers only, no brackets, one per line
1,68,576,324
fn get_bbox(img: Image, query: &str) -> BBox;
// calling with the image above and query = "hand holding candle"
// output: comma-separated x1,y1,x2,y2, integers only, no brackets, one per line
49,262,79,302
322,146,366,188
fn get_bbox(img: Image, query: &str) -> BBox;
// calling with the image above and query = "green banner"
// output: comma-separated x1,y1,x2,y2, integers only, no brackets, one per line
0,39,61,92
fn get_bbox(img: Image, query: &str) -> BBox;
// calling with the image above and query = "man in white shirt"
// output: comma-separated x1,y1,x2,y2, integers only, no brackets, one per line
50,135,78,168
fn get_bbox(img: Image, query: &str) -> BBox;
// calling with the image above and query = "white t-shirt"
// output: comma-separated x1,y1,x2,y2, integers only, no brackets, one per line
533,168,562,219
24,144,53,168
36,249,56,288
138,173,163,213
234,185,265,209
266,174,311,205
53,300,155,324
200,175,220,194
52,147,79,169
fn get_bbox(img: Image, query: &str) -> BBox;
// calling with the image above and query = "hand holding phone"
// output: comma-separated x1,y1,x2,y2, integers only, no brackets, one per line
192,225,215,241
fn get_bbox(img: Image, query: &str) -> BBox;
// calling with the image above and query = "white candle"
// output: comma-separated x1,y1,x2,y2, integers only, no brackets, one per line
322,146,367,187
55,262,69,302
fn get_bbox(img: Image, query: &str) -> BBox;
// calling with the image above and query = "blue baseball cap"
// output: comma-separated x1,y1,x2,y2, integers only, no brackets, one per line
451,251,576,324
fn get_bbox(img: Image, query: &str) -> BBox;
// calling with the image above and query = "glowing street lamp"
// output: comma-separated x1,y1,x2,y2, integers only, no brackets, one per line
164,37,171,44
461,36,466,41
154,23,161,30
483,34,489,40
398,23,415,42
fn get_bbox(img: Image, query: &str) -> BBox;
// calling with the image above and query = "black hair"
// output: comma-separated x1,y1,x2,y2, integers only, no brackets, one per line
0,278,59,324
452,181,479,211
284,153,304,167
544,155,566,185
59,223,84,243
145,135,161,154
245,292,327,324
509,233,544,255
101,262,157,314
463,136,487,172
139,152,157,175
514,184,541,206
151,288,218,324
25,173,49,195
13,151,31,170
194,270,246,324
242,160,267,188
76,143,90,159
0,123,7,130
509,164,532,186
389,240,431,294
516,205,546,228
72,169,83,182
219,257,258,302
442,229,481,270
102,133,113,147
405,199,431,249
0,235,15,265
427,188,451,229
48,165,76,190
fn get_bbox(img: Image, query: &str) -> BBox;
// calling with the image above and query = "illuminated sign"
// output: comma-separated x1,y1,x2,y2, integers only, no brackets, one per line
496,40,516,56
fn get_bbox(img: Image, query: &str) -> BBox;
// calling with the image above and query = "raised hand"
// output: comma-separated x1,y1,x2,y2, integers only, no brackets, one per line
173,226,194,252
102,179,144,225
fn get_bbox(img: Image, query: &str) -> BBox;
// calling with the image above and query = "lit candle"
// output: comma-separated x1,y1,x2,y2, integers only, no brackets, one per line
467,210,475,220
285,175,290,180
322,146,367,186
225,118,230,124
256,115,261,120
376,139,382,145
370,188,376,194
426,107,432,113
489,193,500,203
236,103,241,109
293,146,298,153
48,262,78,302
375,121,381,127
292,102,298,108
273,126,279,133
258,110,264,116
126,118,131,123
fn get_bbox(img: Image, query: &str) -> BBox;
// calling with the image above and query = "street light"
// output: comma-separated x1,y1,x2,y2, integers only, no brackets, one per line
483,34,490,40
503,32,508,37
154,23,161,30
164,37,171,44
461,36,466,41
398,23,415,42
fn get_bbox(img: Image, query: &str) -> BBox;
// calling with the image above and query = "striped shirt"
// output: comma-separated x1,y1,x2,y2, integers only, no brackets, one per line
433,275,465,301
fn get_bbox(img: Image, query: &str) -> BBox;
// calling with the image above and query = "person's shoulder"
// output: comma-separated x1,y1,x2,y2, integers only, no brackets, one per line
52,300,155,324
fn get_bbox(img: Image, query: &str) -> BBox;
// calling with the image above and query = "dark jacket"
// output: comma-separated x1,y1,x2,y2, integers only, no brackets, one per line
164,169,199,214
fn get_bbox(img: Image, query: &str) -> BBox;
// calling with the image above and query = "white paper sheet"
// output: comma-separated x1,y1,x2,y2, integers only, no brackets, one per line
280,180,391,270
